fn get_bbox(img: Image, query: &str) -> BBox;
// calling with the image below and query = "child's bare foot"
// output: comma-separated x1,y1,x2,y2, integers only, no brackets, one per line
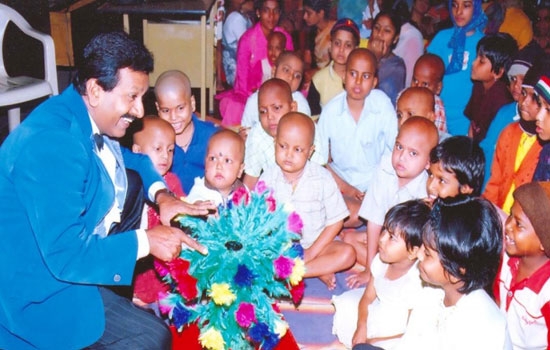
319,273,336,290
346,270,370,288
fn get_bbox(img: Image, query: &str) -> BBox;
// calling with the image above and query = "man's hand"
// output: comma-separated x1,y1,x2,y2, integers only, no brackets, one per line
146,225,207,262
156,191,216,225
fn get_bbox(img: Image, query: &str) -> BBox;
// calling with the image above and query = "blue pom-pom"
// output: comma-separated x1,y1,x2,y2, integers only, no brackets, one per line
249,322,270,343
290,242,304,258
234,264,256,288
172,303,193,328
263,332,280,350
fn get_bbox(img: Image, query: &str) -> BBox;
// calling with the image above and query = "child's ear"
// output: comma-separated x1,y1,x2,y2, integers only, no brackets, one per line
308,145,315,159
408,246,420,260
290,100,297,112
435,81,443,95
459,184,474,195
190,95,196,112
373,76,379,89
494,67,505,81
131,144,141,153
393,35,400,46
427,111,436,123
155,101,160,111
238,162,245,179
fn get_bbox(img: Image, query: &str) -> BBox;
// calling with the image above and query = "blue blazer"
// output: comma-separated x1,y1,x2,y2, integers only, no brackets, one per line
0,85,163,349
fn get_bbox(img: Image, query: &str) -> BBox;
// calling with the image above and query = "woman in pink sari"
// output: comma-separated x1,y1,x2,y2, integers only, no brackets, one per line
218,0,293,126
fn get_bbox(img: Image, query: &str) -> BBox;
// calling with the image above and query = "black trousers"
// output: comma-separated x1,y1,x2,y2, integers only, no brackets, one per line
86,287,171,349
87,170,171,349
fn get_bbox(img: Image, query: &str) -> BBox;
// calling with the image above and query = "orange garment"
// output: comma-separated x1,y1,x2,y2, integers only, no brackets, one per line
483,122,542,209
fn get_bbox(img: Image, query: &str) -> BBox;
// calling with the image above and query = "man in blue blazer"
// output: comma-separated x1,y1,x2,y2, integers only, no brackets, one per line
0,32,212,349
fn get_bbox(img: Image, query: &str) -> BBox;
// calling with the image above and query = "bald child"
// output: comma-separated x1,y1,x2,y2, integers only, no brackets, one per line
346,117,439,287
260,112,355,289
132,116,185,306
154,70,218,193
243,78,324,190
411,53,447,133
186,129,246,207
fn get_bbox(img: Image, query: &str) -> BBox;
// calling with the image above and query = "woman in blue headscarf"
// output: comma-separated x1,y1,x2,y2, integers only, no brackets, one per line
427,0,487,136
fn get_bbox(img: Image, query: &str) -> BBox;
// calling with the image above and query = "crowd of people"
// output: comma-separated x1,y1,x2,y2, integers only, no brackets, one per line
1,0,550,348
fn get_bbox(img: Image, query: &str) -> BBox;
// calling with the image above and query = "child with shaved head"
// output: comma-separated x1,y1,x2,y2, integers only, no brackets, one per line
347,117,439,287
396,87,450,141
154,70,218,194
260,112,355,289
243,78,324,189
131,116,185,308
411,53,447,133
186,129,246,208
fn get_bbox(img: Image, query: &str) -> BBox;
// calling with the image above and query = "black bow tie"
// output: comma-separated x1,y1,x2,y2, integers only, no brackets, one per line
93,133,104,151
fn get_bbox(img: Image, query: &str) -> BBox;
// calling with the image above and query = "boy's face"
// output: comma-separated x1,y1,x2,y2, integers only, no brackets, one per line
204,136,244,196
330,30,356,66
471,54,498,83
519,86,540,121
411,62,443,95
155,90,195,135
536,97,550,141
132,127,175,176
451,0,474,28
268,36,285,66
344,53,378,102
258,88,296,137
275,123,314,178
426,161,472,203
508,74,525,102
274,55,304,92
504,201,543,258
378,228,416,264
396,94,434,128
391,127,431,182
418,243,449,287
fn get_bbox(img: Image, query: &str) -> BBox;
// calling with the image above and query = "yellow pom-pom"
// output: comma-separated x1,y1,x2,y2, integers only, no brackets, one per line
199,327,225,350
209,283,237,306
289,258,305,286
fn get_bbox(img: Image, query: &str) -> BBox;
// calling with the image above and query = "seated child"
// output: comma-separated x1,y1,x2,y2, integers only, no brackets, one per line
307,18,360,117
243,78,324,189
261,31,286,84
483,60,544,213
260,112,355,289
241,51,311,130
332,199,431,349
130,116,185,307
186,129,246,208
154,70,218,194
389,196,511,349
465,32,518,142
426,136,482,205
346,117,439,287
411,53,448,133
395,87,450,141
318,47,397,229
496,181,550,349
534,66,550,181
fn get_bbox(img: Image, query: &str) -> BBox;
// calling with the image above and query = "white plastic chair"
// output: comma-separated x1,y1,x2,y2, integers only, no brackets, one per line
0,3,58,132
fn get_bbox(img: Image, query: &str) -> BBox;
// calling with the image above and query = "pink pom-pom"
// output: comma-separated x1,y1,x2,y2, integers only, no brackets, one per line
235,302,257,328
274,256,294,279
266,195,276,212
287,212,303,234
255,180,268,194
232,187,250,206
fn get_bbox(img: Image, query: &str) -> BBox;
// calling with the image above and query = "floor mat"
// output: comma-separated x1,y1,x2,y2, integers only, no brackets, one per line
280,270,361,349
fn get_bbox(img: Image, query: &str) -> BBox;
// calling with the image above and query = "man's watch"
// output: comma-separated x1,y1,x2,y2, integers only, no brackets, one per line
154,188,176,204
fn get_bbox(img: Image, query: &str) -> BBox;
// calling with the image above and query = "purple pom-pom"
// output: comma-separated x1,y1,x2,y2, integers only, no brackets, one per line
248,322,270,343
234,264,256,288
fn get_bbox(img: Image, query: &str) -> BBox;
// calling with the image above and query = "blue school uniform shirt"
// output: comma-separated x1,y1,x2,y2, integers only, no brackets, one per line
171,114,218,194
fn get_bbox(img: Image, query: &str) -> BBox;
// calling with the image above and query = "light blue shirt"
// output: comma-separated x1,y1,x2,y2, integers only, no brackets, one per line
317,89,398,191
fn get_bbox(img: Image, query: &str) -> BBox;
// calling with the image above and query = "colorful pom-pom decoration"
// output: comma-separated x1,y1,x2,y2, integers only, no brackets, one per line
157,181,305,349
